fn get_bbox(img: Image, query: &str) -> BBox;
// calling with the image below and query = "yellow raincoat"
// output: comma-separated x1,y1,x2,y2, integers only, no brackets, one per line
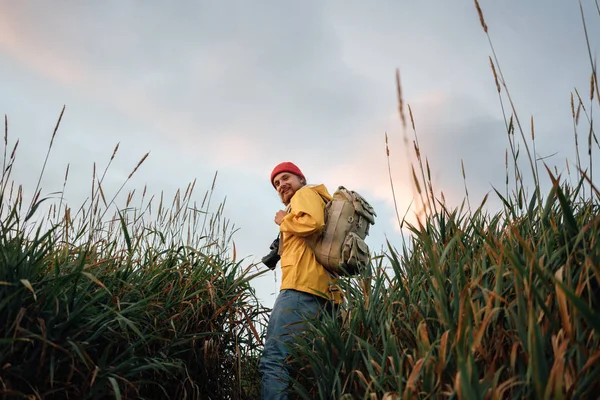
278,184,342,304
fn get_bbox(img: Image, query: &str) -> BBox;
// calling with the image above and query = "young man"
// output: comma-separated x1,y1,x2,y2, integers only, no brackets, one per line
259,161,341,400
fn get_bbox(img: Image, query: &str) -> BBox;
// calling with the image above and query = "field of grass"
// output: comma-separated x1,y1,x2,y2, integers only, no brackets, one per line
1,1,599,399
283,2,600,398
0,125,268,399
286,155,600,399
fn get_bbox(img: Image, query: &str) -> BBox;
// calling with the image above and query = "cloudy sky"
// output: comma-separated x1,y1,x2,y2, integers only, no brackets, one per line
1,0,598,308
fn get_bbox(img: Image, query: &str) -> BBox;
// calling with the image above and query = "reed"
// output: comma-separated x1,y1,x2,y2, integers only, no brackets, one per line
0,113,267,399
284,1,600,399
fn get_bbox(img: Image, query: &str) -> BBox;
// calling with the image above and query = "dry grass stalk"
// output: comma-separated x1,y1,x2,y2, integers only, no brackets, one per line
128,152,150,179
591,71,596,101
396,68,406,129
474,0,488,33
110,142,120,162
489,56,501,93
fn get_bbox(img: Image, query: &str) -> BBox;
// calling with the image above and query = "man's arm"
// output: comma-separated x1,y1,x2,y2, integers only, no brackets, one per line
279,188,325,237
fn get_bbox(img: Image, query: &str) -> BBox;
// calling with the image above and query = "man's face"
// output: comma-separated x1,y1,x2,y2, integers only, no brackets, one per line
273,172,305,205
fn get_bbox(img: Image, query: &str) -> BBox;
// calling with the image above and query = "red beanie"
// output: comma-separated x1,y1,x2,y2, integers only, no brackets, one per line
270,162,305,187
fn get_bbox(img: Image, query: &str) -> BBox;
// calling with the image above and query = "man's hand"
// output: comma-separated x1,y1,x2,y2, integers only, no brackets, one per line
274,210,287,225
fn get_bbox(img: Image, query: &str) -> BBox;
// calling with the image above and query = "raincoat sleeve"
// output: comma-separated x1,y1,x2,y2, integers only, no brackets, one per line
279,187,325,237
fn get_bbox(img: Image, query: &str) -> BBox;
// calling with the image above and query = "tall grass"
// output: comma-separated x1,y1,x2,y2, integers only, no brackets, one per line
288,181,600,399
0,113,267,399
285,2,600,399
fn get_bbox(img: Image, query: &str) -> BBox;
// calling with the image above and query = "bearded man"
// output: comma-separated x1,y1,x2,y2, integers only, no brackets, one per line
259,161,341,400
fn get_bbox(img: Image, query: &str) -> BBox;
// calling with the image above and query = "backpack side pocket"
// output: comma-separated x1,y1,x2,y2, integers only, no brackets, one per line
341,232,370,275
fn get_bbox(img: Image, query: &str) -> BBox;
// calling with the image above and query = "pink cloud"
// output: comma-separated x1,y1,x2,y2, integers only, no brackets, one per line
0,9,260,171
318,89,492,231
0,9,89,86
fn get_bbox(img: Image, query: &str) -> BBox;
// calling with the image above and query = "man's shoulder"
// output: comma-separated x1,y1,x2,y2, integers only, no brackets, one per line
294,184,332,204
293,185,320,199
298,184,323,193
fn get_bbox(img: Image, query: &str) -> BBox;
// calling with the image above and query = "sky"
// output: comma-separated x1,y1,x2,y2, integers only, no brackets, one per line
1,0,599,308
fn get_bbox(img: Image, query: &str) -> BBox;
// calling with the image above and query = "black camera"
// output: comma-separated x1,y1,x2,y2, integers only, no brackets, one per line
261,236,280,270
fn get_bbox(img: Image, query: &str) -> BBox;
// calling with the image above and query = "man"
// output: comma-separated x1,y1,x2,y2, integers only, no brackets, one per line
259,161,342,400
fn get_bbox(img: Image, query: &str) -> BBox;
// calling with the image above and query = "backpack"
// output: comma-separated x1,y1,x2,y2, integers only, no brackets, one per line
307,186,377,276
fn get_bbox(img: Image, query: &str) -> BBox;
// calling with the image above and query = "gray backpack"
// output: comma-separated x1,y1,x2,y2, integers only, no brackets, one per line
307,186,376,276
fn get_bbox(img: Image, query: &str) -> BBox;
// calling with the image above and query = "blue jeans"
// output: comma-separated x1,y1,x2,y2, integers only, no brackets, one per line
259,289,333,400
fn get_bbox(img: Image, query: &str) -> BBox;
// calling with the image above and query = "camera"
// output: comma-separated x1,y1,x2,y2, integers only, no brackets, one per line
261,237,280,270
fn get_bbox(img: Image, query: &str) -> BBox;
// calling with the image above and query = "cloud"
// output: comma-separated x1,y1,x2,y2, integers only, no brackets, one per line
0,10,88,87
209,133,263,167
313,89,518,225
0,2,388,172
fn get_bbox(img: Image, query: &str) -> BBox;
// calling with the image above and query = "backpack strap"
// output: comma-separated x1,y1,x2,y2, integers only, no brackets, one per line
300,187,330,253
316,198,344,266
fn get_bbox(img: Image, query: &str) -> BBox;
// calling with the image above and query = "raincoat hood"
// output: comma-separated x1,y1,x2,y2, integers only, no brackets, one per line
305,183,333,204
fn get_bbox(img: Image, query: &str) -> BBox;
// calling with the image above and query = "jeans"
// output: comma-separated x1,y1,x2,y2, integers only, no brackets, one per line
259,289,333,400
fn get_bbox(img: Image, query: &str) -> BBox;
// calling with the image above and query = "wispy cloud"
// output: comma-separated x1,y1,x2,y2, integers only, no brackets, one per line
0,11,87,86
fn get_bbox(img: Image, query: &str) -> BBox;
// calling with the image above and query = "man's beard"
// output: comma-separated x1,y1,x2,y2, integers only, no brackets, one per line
280,188,294,205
